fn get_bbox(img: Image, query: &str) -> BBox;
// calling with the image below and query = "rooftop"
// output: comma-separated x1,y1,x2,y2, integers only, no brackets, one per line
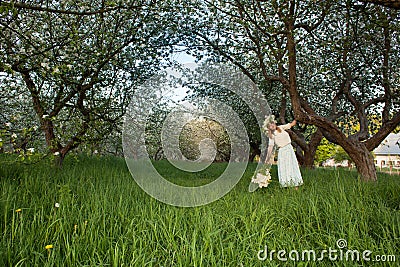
373,133,400,155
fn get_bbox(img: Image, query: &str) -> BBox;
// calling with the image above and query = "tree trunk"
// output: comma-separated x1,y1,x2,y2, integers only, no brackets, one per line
292,142,305,165
293,145,317,169
54,153,66,168
303,129,323,169
289,129,323,169
344,141,377,181
303,149,315,169
284,7,381,181
294,144,322,169
249,142,261,162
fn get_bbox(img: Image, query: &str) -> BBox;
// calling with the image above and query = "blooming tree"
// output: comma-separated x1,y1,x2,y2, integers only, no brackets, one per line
0,0,182,165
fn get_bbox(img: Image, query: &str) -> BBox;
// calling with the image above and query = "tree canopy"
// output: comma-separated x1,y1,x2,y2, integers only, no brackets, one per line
0,0,182,164
1,0,399,181
180,0,400,180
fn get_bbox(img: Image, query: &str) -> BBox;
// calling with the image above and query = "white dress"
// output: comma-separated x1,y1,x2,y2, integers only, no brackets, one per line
272,124,303,187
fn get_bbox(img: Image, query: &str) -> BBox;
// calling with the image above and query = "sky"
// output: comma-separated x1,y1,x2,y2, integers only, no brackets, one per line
172,51,197,64
165,52,199,104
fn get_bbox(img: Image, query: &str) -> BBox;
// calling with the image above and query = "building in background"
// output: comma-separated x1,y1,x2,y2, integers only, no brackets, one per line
373,133,400,169
322,133,400,170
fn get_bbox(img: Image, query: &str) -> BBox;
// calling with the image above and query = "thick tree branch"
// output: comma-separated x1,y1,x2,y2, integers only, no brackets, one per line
381,21,392,123
19,70,61,151
360,0,400,10
365,111,400,150
294,2,332,33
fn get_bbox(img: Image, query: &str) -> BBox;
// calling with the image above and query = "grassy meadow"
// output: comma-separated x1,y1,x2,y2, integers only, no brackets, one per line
1,155,399,266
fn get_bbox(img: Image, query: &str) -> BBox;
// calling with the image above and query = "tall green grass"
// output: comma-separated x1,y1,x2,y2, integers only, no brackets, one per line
1,155,399,266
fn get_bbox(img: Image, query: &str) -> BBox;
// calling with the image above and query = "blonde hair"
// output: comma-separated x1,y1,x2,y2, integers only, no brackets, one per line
267,123,281,139
263,115,281,139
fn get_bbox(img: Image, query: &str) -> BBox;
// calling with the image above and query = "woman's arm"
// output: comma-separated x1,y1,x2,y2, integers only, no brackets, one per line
280,120,296,130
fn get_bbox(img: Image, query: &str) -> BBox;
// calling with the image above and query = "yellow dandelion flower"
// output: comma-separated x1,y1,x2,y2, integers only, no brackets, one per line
45,244,53,250
15,209,22,213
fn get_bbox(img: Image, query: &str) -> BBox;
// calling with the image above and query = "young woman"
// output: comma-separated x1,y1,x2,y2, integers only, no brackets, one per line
266,117,303,188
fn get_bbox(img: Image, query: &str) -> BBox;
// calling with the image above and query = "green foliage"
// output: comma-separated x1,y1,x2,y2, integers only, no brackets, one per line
333,146,352,164
182,0,400,178
145,103,171,160
1,0,399,180
314,138,336,165
1,156,399,266
0,0,184,159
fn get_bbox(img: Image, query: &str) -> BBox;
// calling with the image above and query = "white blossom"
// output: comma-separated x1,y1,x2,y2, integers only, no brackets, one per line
41,62,49,68
42,114,49,119
55,203,60,208
27,148,35,153
54,151,60,156
11,133,17,139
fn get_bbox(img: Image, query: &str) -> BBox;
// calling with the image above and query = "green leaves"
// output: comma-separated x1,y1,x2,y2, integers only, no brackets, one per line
0,0,185,160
